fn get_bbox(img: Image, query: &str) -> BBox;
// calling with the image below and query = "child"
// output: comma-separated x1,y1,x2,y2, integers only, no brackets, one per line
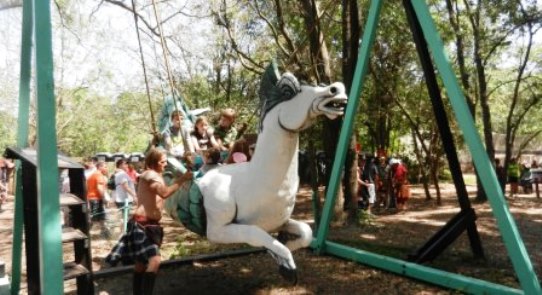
198,148,221,175
224,139,251,164
214,108,238,151
182,151,197,172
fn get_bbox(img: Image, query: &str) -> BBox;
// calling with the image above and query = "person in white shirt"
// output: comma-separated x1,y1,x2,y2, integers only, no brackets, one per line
114,159,137,208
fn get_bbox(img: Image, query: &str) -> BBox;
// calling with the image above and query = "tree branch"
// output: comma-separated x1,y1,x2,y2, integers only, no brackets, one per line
394,95,430,156
273,0,300,62
508,3,536,140
249,1,290,57
103,0,161,38
517,129,542,157
213,3,263,74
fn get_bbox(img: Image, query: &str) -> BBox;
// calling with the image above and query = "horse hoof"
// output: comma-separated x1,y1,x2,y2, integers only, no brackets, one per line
279,265,298,285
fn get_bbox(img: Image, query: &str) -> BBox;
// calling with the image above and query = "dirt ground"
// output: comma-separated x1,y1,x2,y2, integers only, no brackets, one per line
1,181,541,294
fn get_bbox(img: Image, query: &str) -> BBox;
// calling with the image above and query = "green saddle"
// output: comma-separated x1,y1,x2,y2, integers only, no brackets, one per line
163,157,207,236
177,180,206,236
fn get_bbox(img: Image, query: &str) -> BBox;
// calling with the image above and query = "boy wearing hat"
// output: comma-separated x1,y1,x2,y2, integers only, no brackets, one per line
214,108,238,151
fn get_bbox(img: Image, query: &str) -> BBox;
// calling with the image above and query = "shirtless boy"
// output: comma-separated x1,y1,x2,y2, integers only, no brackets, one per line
106,148,192,295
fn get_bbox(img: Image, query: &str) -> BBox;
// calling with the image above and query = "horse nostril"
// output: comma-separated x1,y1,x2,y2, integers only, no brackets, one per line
329,87,337,95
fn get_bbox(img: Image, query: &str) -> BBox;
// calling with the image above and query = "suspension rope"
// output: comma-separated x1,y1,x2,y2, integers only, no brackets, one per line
151,0,182,115
130,0,157,135
146,6,167,106
150,0,193,152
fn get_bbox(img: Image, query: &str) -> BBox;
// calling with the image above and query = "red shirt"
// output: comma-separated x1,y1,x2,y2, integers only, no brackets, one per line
394,164,407,183
127,168,138,183
86,171,105,200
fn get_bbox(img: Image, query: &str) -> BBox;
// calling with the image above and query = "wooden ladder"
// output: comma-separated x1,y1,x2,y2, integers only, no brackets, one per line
5,147,94,295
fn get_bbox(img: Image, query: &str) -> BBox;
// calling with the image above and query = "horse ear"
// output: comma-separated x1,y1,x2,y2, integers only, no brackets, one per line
258,60,281,103
258,61,282,130
258,60,301,131
277,72,301,101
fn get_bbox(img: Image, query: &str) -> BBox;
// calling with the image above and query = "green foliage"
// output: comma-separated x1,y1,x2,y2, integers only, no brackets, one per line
0,110,17,153
439,168,452,182
4,0,540,184
55,88,158,157
356,0,423,154
179,68,260,135
462,173,477,186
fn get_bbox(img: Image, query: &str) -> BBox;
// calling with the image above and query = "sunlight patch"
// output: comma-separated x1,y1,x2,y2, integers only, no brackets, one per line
360,233,377,240
239,267,252,273
402,218,447,227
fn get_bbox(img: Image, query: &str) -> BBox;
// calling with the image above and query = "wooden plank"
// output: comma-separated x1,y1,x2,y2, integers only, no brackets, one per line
4,147,84,170
60,193,85,207
62,227,87,243
63,262,89,280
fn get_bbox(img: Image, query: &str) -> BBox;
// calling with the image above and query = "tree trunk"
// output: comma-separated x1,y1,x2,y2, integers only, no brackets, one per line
430,159,442,205
300,0,332,82
429,125,442,205
446,0,491,202
300,0,345,222
341,0,361,224
472,5,493,202
345,138,359,225
411,127,431,201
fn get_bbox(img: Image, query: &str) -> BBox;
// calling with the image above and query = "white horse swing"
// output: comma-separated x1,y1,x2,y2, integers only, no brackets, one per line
164,61,347,283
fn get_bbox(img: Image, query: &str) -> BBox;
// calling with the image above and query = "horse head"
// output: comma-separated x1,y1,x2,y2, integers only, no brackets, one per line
259,61,347,132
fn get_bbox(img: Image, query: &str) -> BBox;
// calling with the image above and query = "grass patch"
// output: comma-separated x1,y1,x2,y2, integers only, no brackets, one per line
169,238,249,259
462,173,477,186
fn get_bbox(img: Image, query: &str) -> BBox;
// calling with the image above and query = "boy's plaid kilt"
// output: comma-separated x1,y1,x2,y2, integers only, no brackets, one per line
105,218,163,266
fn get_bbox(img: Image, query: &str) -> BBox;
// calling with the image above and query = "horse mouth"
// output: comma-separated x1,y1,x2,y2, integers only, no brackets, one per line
317,96,348,118
324,100,347,111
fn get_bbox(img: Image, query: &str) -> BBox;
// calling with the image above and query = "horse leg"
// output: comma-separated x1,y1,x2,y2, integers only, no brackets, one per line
277,219,313,251
206,214,298,283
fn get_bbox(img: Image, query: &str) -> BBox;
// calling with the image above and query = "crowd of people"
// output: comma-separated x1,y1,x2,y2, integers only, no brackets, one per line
55,106,542,294
495,157,540,198
78,108,252,294
80,108,252,231
161,108,250,170
2,102,539,294
79,110,416,295
357,155,410,214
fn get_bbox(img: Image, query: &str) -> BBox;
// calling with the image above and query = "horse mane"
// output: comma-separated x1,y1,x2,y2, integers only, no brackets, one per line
258,61,301,130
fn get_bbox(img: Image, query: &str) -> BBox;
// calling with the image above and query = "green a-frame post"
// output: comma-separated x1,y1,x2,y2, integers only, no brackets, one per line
311,1,541,294
11,0,65,294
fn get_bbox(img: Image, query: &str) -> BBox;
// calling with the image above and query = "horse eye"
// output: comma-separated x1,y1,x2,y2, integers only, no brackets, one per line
329,86,337,95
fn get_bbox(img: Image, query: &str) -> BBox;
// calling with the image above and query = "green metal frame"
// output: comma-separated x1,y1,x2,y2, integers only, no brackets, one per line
10,0,540,294
12,0,64,294
10,0,33,292
312,1,541,294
